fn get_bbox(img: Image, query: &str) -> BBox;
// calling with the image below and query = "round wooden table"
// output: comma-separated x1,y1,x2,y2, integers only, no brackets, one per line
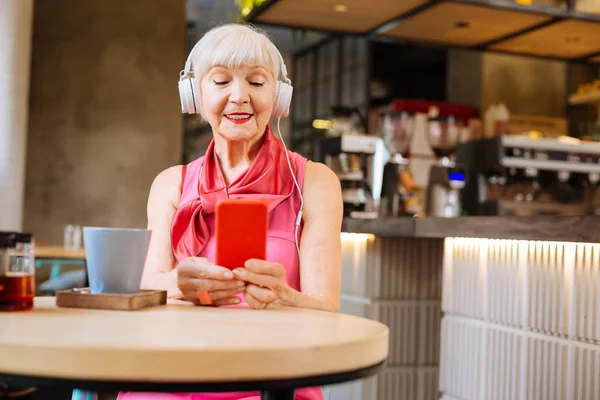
0,297,389,399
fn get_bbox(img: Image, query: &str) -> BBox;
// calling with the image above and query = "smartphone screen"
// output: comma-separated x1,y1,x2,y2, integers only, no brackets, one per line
215,199,268,270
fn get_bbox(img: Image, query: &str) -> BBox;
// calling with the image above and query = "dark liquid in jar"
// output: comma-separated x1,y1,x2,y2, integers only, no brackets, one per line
0,274,34,311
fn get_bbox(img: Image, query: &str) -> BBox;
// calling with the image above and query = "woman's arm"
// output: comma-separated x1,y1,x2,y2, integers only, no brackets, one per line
278,161,343,312
140,166,183,298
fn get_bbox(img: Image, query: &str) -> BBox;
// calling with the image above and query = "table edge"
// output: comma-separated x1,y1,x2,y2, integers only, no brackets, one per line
0,359,387,393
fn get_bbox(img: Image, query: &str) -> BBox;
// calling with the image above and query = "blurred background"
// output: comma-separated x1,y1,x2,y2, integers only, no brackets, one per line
3,1,600,399
3,0,600,244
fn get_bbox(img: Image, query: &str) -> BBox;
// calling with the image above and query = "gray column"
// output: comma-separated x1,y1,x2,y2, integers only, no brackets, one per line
0,0,34,231
24,0,185,243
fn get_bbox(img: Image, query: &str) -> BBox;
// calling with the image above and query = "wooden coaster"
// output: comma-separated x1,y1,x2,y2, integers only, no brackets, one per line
56,288,167,311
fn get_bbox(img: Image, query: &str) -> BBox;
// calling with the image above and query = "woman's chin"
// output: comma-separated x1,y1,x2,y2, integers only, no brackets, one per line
218,124,263,142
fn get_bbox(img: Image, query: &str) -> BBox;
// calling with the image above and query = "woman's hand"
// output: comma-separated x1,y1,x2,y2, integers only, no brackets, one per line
177,257,246,306
232,259,288,310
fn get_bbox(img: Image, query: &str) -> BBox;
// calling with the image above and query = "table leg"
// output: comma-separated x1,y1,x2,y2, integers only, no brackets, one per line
261,389,295,400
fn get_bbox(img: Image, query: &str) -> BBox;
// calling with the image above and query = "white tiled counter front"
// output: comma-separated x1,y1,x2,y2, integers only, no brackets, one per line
332,234,444,400
440,238,600,400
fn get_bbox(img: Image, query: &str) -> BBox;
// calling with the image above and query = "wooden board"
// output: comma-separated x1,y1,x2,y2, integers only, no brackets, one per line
56,289,167,311
491,19,600,59
384,2,551,46
256,0,427,33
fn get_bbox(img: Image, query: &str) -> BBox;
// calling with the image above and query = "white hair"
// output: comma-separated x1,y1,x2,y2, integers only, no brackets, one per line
190,23,283,85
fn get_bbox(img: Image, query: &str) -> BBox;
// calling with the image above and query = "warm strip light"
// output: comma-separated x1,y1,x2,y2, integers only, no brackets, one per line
334,4,348,12
446,237,599,247
340,232,374,242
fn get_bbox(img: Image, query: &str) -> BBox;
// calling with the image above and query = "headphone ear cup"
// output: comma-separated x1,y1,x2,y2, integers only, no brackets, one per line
273,81,293,118
178,77,199,114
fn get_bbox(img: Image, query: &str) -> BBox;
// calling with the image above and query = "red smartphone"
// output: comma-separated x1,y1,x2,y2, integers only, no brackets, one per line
215,199,268,270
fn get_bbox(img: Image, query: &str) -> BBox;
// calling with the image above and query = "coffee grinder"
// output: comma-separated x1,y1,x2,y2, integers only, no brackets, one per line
376,109,420,216
425,111,466,217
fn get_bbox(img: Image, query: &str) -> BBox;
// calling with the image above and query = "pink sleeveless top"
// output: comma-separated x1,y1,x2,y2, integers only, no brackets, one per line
118,130,323,400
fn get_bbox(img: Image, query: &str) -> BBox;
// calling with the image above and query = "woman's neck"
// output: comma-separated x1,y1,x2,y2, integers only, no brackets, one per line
213,133,265,186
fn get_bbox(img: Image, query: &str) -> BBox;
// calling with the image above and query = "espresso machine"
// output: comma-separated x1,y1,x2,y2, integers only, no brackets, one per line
315,134,386,218
456,135,600,216
425,114,467,217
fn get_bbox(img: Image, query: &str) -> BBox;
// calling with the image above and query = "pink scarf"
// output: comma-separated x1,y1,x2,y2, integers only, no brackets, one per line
171,126,295,261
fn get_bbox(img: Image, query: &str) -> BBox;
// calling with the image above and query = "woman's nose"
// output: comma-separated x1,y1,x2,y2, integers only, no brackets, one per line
229,80,249,105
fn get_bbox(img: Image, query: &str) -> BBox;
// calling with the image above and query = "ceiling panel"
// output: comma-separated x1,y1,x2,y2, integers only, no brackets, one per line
491,20,600,59
255,0,428,33
384,2,551,46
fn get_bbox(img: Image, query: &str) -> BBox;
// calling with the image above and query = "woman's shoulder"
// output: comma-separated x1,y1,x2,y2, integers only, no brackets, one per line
304,161,338,187
303,161,342,206
300,160,343,224
152,165,184,188
148,165,185,209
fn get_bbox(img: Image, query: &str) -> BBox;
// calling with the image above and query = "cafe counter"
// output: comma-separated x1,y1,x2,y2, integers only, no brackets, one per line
342,215,600,243
337,216,600,400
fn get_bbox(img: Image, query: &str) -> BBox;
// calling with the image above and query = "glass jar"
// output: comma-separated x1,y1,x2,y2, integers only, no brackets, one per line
0,231,35,311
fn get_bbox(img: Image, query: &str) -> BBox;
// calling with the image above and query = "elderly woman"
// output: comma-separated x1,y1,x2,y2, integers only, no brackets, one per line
117,23,343,400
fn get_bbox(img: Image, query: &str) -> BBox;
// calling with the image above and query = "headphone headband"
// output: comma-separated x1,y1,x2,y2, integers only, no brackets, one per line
179,38,290,84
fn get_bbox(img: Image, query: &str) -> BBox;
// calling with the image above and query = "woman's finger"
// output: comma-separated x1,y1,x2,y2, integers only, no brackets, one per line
232,268,278,290
209,287,245,302
244,292,266,310
181,289,202,305
179,277,244,293
244,259,285,279
245,284,276,304
199,278,246,292
212,296,242,307
178,258,235,280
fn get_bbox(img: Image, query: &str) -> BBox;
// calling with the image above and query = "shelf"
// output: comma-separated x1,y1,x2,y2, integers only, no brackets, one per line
247,0,600,63
568,91,600,105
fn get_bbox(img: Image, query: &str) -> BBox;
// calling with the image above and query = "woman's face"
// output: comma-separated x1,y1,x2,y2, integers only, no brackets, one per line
200,65,275,142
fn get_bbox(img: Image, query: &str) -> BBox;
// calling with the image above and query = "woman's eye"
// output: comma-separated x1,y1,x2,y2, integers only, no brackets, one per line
250,82,265,87
212,80,228,85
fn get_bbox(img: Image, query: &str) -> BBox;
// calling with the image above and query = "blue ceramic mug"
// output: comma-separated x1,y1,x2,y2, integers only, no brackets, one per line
83,227,151,294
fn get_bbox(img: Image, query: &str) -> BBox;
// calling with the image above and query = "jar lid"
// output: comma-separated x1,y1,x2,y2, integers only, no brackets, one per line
13,232,33,243
0,231,17,248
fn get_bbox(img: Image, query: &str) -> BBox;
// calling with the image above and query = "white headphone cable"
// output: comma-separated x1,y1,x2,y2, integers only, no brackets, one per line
275,116,303,260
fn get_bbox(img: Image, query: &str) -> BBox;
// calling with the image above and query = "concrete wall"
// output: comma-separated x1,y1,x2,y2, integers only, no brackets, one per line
24,0,185,244
482,52,567,117
447,50,599,120
447,49,483,109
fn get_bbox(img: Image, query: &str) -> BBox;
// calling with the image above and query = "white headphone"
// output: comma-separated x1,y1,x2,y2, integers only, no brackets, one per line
178,41,293,118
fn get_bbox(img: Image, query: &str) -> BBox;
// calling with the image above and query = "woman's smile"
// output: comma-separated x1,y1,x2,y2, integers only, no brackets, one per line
224,112,253,124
